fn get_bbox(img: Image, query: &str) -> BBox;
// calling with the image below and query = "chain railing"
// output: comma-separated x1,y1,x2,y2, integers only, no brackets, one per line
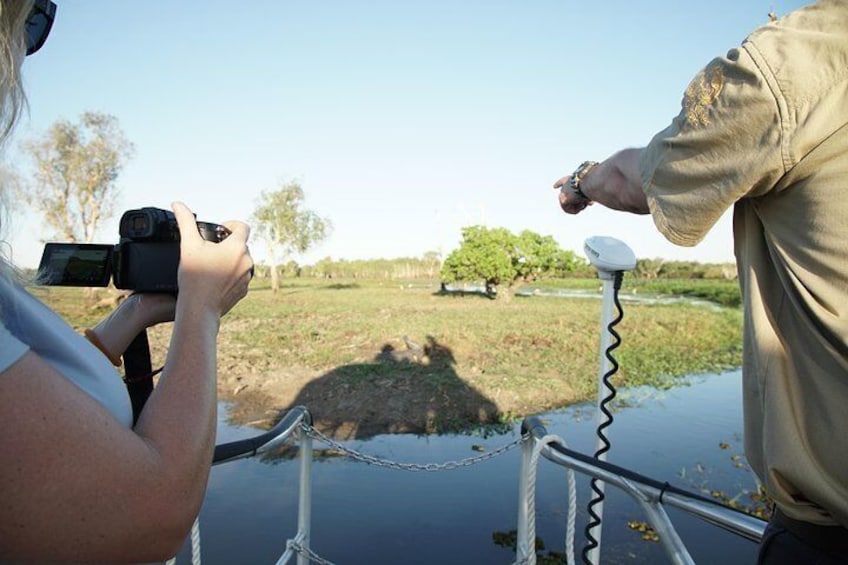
302,423,525,472
189,406,527,565
285,539,336,565
170,405,769,565
278,422,526,565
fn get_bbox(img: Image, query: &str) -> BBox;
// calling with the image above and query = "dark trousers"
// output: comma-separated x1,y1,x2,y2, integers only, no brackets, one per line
758,509,848,564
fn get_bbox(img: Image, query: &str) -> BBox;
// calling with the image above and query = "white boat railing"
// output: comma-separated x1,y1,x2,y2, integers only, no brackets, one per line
173,406,767,565
212,405,315,565
517,415,766,565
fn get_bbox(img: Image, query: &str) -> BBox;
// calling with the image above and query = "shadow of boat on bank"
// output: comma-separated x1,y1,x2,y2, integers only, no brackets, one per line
225,336,505,461
287,336,502,440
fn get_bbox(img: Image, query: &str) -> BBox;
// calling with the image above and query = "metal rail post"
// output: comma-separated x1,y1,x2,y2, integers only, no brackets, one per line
516,433,536,565
296,427,313,565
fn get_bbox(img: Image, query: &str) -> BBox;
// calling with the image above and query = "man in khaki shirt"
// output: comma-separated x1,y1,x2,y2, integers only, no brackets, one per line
556,1,848,563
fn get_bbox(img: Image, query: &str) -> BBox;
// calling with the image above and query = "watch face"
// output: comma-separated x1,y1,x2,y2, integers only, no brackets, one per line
570,164,587,188
568,161,598,198
572,162,598,185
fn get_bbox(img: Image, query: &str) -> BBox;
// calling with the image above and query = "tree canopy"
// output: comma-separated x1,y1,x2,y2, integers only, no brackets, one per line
20,111,134,243
440,225,580,299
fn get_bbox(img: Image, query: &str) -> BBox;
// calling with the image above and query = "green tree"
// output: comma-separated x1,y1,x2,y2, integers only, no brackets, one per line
252,181,331,291
441,226,513,298
20,111,134,243
441,226,573,300
514,230,577,281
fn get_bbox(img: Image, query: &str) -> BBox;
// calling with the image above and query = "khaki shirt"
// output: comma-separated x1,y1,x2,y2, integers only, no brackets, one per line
641,0,848,527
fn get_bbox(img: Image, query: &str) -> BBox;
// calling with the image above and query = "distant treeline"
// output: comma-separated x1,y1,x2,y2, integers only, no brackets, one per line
255,255,738,281
17,255,737,283
630,258,738,281
256,254,443,280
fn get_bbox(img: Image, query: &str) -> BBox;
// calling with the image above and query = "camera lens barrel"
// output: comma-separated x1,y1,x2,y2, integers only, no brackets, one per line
196,221,231,242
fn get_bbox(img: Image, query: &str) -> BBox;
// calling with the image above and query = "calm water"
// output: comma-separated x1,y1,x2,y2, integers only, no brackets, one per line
176,369,762,564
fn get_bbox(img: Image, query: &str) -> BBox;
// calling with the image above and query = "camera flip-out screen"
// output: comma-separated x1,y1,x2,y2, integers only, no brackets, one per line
37,243,113,287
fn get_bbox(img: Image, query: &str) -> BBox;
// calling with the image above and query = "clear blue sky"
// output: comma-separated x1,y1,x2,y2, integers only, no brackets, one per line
5,0,809,269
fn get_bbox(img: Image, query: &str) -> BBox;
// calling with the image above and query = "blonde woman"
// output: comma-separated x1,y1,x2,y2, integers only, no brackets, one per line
0,1,254,561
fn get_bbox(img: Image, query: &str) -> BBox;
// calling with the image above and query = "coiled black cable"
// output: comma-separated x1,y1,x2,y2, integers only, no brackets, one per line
582,270,625,564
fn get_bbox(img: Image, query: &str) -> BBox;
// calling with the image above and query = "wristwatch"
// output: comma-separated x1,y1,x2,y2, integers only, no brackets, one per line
569,160,600,200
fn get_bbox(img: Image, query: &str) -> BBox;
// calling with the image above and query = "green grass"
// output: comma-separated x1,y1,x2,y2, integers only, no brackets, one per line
35,277,743,421
225,278,742,412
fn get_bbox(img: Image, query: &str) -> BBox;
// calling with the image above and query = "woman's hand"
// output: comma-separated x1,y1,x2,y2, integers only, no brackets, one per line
132,293,177,326
85,292,177,366
171,202,253,317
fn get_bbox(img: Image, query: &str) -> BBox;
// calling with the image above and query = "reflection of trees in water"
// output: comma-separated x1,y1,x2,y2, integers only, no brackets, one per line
280,335,502,441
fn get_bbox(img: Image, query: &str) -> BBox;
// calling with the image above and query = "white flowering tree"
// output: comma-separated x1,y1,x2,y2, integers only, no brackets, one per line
251,181,331,291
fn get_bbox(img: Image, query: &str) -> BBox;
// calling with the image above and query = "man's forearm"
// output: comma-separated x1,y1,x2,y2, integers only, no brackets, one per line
582,148,649,214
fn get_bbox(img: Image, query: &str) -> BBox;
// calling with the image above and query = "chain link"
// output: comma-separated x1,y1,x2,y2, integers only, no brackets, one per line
286,540,337,565
301,423,526,472
278,424,529,565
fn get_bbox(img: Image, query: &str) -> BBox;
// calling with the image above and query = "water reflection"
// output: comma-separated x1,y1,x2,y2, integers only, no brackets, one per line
442,283,723,310
180,370,761,564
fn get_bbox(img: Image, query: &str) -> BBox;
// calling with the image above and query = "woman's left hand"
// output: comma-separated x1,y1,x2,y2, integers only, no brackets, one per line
129,292,177,328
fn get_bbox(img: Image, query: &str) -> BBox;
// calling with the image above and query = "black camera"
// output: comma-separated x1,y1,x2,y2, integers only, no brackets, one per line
37,207,231,293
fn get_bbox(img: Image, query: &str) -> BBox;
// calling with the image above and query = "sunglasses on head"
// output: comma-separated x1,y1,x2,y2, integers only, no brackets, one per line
25,0,56,56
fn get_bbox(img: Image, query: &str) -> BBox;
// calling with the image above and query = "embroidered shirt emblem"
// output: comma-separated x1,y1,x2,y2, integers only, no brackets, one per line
683,64,724,127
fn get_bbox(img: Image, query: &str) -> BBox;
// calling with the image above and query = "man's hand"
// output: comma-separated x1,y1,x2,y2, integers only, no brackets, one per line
553,149,650,215
553,175,593,214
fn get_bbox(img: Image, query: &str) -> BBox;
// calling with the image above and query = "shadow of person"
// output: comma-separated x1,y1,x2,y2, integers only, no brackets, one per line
279,335,502,441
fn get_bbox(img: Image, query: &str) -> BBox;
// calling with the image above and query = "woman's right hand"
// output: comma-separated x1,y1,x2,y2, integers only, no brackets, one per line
171,201,253,317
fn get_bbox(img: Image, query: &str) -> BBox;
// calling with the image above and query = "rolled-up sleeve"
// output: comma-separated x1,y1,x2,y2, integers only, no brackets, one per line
640,45,787,246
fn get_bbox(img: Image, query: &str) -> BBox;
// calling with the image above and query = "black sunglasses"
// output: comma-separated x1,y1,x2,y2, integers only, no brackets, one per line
25,0,57,56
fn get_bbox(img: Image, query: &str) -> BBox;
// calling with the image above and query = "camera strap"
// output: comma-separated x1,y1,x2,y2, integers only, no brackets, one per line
122,330,154,426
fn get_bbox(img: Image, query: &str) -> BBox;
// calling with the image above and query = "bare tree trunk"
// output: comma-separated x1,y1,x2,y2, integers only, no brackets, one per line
270,261,280,292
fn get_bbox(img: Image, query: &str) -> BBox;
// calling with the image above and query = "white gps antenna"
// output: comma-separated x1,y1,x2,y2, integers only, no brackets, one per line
584,235,637,278
583,235,636,565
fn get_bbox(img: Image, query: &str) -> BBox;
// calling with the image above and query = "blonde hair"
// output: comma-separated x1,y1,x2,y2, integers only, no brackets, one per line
0,1,31,279
0,0,31,143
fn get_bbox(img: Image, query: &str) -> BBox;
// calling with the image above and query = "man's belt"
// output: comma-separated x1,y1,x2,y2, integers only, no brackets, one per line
773,507,848,558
